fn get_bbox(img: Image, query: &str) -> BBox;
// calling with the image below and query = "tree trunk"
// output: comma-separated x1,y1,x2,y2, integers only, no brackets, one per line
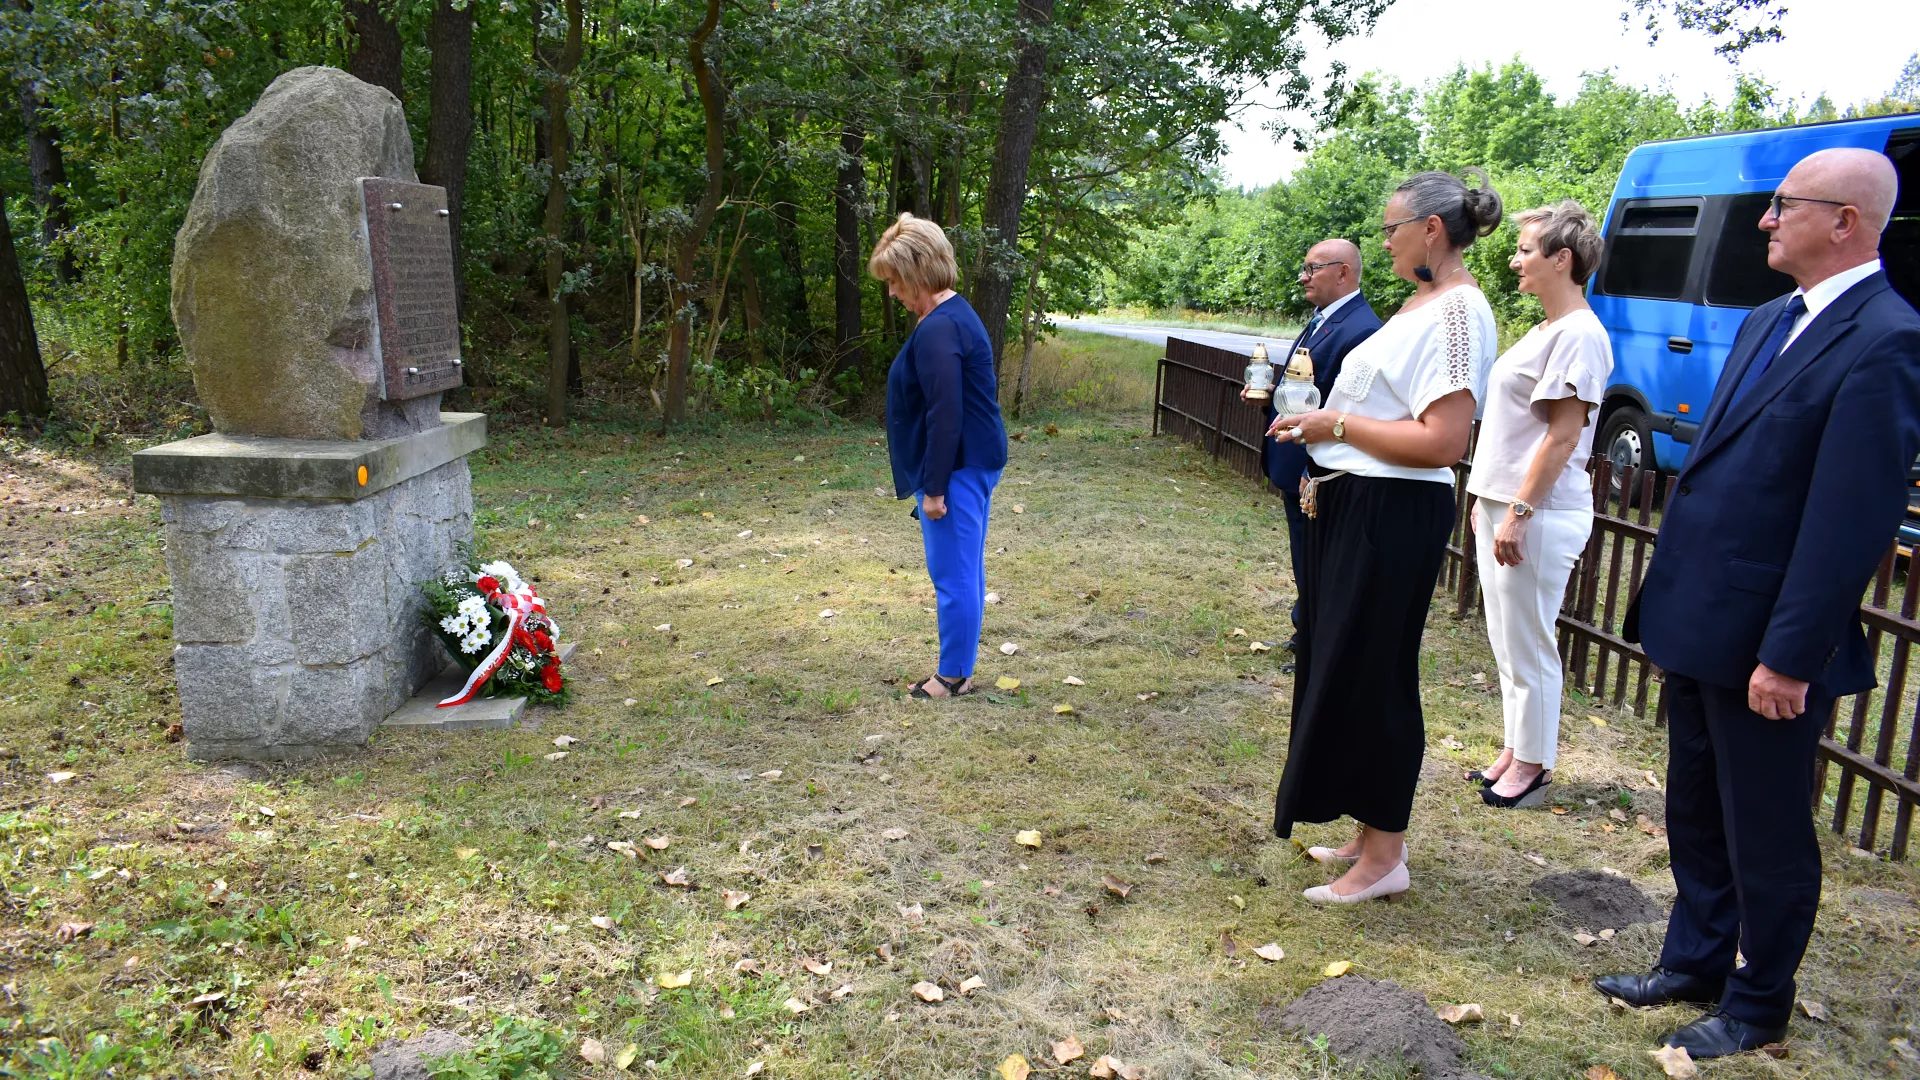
423,0,474,325
972,0,1054,377
540,0,583,428
345,0,405,101
832,125,866,381
0,197,48,419
767,116,813,353
662,0,726,425
1011,214,1053,419
17,79,74,284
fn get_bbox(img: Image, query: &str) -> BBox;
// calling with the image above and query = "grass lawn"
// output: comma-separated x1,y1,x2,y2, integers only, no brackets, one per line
4,379,1918,1079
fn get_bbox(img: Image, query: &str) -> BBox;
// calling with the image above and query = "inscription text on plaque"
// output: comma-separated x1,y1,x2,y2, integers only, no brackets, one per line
359,177,462,400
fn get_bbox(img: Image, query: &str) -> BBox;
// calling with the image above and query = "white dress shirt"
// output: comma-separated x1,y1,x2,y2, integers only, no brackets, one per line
1783,259,1882,350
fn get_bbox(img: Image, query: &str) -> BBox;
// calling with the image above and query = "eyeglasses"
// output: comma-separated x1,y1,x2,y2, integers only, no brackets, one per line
1299,260,1344,279
1378,214,1421,238
1767,192,1851,218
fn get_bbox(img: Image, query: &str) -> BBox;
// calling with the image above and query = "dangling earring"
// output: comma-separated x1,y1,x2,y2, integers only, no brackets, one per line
1413,239,1434,282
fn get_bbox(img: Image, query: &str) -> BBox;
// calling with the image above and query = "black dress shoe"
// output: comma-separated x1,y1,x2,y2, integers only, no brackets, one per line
1593,967,1724,1008
1660,1011,1788,1059
1281,636,1299,653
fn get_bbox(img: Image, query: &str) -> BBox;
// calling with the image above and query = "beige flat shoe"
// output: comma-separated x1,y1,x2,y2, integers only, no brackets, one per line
1306,843,1407,866
1303,861,1410,905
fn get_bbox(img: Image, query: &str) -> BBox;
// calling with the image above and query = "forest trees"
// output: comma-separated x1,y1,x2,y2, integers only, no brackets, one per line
0,0,1394,431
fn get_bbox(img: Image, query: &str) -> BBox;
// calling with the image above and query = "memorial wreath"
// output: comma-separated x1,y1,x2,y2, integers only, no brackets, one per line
420,555,569,708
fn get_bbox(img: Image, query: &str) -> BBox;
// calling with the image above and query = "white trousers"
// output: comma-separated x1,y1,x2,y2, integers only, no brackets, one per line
1472,499,1593,770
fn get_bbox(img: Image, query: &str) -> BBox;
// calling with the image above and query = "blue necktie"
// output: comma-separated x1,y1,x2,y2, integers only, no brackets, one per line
1728,294,1808,408
1297,312,1324,349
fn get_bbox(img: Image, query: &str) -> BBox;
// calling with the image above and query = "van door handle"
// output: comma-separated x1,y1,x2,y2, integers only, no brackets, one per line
1667,336,1694,353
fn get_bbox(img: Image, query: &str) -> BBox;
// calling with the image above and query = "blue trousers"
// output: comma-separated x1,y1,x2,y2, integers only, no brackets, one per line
918,466,1001,678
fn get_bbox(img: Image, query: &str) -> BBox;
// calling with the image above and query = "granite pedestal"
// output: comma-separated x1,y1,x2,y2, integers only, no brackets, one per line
133,414,484,761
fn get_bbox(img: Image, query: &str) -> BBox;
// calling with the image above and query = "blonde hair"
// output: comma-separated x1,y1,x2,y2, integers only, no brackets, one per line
1515,199,1604,285
867,212,958,293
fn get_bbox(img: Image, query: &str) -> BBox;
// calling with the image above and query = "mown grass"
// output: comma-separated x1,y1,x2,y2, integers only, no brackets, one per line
3,381,1918,1079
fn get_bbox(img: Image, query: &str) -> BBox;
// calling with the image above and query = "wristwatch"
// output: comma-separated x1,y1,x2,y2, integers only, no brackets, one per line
1333,413,1349,442
1511,499,1536,518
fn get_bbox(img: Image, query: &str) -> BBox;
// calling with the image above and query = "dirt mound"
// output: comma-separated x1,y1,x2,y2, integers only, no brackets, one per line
1532,870,1664,930
1279,975,1485,1079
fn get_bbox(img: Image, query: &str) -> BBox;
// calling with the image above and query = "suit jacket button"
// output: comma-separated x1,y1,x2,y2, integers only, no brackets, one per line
1678,484,1692,496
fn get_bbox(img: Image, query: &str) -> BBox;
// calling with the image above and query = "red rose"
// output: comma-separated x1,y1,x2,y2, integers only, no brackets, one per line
476,575,500,594
541,663,563,693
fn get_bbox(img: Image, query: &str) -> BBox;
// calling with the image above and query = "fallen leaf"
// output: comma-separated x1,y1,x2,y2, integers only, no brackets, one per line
206,879,228,906
1063,675,1086,686
1228,894,1245,910
678,796,699,808
759,769,783,780
188,991,226,1008
1575,932,1598,946
738,529,753,538
735,958,762,975
707,677,726,687
745,1063,765,1077
618,809,643,819
552,735,578,748
1585,1067,1622,1080
1599,928,1616,941
1015,830,1043,848
1797,999,1830,1021
1649,1044,1697,1078
657,970,693,989
1249,641,1272,653
675,559,694,569
660,866,693,887
1252,943,1285,962
1144,852,1166,864
580,1038,607,1065
1104,1007,1134,1023
716,1003,735,1019
590,915,615,931
1636,814,1665,837
1053,703,1074,715
819,609,837,618
1891,1039,1920,1064
1643,770,1662,789
1220,931,1238,957
912,981,945,1002
723,890,751,911
1001,642,1020,655
995,676,1022,690
1090,1055,1146,1080
1102,874,1133,898
1136,691,1159,701
1589,714,1608,727
544,751,569,762
455,847,480,861
607,840,638,859
1012,504,1025,514
898,902,925,924
55,921,95,943
802,957,833,976
255,805,276,818
643,835,671,851
882,827,910,841
1229,628,1248,638
784,997,811,1014
1551,807,1571,815
1323,960,1352,978
830,983,855,1001
46,771,76,784
614,1043,640,1071
1436,1003,1484,1023
998,1054,1031,1080
1052,1035,1086,1064
656,622,674,630
1523,852,1548,866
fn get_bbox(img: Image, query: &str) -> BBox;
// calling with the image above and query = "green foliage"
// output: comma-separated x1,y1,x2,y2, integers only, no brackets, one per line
428,1017,570,1080
1107,58,1906,334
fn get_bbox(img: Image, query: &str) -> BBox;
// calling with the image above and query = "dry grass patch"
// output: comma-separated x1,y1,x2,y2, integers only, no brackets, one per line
2,410,1917,1079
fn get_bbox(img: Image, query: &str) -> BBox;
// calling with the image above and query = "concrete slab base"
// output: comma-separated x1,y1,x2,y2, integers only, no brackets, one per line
384,643,575,732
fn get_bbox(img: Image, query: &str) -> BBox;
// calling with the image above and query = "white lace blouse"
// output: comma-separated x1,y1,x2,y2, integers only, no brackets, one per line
1309,285,1497,484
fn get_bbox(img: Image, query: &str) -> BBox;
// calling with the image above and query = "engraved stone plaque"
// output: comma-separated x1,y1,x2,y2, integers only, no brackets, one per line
360,177,462,400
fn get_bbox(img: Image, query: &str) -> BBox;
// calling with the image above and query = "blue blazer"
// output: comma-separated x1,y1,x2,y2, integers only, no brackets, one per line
1261,293,1384,491
1626,271,1920,694
885,294,1009,499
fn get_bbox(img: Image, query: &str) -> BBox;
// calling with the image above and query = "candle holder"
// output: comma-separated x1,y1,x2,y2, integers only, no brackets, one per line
1242,342,1275,401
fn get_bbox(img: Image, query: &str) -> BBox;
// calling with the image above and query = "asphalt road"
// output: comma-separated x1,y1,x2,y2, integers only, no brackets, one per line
1054,317,1298,358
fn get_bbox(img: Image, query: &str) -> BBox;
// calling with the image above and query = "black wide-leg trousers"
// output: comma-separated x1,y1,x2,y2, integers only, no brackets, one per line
1656,672,1832,1029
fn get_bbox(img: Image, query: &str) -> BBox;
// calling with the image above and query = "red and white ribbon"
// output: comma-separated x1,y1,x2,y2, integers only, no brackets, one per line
437,581,559,707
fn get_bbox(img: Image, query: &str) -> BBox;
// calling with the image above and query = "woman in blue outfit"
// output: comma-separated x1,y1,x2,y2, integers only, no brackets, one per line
871,213,1009,699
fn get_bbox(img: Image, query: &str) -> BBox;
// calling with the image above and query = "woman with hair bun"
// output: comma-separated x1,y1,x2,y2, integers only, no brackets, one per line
1465,200,1614,808
1269,168,1502,904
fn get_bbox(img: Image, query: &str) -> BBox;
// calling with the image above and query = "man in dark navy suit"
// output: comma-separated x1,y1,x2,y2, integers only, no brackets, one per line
1249,239,1382,659
1606,148,1920,1058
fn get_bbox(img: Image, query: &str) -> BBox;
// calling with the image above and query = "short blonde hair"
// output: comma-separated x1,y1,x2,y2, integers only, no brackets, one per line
868,212,957,293
1515,199,1604,285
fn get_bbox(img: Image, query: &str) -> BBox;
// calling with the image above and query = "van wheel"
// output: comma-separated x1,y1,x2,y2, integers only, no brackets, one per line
1599,406,1656,506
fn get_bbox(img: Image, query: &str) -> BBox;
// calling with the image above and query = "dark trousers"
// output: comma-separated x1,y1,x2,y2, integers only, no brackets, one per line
1279,480,1307,632
1657,673,1831,1029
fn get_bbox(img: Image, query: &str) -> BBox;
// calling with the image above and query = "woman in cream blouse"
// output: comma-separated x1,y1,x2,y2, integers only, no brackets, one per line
1269,169,1502,904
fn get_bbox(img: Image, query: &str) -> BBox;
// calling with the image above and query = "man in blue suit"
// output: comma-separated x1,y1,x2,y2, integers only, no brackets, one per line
1605,148,1920,1058
1250,239,1382,659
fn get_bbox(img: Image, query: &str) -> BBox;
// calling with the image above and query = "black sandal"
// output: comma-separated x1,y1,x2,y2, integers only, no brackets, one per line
909,673,974,699
1464,769,1497,788
1480,770,1552,809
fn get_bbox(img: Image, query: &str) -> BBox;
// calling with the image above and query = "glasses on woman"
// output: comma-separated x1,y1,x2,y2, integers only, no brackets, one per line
1378,215,1420,238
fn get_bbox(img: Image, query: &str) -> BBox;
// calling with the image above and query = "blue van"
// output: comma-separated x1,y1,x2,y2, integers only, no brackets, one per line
1589,113,1920,518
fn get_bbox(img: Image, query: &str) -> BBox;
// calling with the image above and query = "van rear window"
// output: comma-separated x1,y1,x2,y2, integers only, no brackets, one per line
1706,193,1795,307
1600,200,1700,301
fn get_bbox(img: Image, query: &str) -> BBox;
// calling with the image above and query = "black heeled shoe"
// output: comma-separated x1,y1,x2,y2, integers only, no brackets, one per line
1480,769,1552,809
1463,769,1496,788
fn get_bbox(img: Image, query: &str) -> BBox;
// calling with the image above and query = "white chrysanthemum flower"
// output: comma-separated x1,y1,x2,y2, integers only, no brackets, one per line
440,615,466,635
478,560,524,593
457,595,489,618
460,629,491,654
